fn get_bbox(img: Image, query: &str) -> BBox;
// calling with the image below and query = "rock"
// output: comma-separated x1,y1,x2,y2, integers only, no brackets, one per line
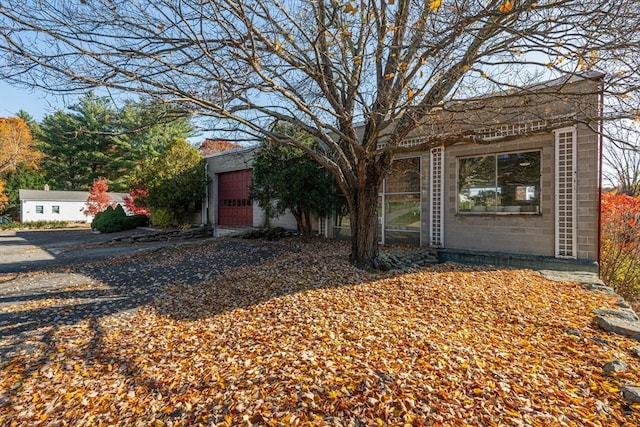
565,329,582,337
632,346,640,358
594,316,640,341
603,359,627,374
590,285,618,296
589,337,618,347
591,308,639,323
621,386,640,403
616,299,633,310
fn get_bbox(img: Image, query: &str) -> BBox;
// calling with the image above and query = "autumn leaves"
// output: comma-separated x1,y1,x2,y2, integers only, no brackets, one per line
1,239,639,425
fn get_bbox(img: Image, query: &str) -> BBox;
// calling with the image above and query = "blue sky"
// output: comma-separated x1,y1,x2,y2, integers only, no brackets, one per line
0,81,69,121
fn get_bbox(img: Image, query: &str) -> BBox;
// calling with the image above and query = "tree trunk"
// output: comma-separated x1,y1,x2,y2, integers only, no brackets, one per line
348,173,383,269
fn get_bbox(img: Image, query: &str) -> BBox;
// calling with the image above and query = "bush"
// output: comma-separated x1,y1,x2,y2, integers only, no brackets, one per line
0,220,69,230
92,205,149,233
242,227,290,240
150,208,175,228
122,214,149,229
600,192,640,299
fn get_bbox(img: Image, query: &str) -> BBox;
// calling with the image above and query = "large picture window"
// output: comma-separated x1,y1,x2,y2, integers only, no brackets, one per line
458,151,540,214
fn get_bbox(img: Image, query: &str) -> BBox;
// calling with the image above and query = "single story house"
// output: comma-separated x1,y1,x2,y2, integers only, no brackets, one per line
19,189,128,223
204,73,603,271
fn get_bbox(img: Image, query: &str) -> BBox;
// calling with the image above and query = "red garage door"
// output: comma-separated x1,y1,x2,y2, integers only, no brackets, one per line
218,169,253,226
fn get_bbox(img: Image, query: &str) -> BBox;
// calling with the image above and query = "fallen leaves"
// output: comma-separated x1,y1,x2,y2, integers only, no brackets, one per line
1,238,639,426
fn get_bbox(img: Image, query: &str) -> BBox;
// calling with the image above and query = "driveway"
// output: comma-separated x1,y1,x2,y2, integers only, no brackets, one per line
0,227,285,361
0,227,186,274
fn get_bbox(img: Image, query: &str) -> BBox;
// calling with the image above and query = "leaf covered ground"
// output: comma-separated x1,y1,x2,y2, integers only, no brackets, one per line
1,238,639,426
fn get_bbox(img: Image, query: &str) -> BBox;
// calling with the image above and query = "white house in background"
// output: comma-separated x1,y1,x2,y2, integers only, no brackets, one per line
19,189,128,223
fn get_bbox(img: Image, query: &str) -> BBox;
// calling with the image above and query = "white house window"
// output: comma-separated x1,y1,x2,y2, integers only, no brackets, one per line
35,205,44,214
458,151,541,214
52,205,60,214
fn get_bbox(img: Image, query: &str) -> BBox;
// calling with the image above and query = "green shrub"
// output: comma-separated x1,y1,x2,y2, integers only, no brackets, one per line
92,205,125,233
92,205,149,233
150,208,174,228
122,214,149,229
242,227,289,240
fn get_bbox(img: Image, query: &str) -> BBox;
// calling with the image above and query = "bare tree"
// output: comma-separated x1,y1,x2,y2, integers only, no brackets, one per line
603,122,640,196
1,0,639,267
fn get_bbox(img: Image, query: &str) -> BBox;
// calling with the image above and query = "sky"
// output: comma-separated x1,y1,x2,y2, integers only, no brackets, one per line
0,81,69,121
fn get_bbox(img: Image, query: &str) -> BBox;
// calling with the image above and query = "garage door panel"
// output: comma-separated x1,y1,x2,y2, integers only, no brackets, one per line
218,170,253,226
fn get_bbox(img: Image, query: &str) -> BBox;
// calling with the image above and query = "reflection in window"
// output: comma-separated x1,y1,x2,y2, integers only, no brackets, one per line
333,157,422,246
52,205,60,214
458,151,540,214
35,205,44,214
382,157,421,245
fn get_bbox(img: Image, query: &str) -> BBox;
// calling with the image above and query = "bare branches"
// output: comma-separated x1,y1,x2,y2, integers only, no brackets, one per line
1,0,639,191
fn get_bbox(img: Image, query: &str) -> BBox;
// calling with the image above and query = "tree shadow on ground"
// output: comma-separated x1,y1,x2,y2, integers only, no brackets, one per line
0,239,289,360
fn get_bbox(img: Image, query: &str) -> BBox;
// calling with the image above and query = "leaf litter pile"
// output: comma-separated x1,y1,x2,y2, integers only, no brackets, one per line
1,238,640,426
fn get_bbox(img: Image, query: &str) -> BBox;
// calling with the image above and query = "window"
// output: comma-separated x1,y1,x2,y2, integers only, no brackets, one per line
52,205,60,214
35,205,44,214
333,157,422,246
380,157,421,245
458,151,540,214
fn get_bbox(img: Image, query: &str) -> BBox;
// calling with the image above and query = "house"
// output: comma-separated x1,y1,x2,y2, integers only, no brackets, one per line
205,73,603,271
19,189,128,223
204,147,300,234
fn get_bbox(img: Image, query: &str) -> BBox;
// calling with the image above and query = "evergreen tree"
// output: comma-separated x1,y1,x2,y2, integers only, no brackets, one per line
39,94,136,191
1,164,46,219
251,125,344,237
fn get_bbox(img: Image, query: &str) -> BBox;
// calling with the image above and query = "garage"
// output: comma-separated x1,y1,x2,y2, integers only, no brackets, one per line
217,169,253,227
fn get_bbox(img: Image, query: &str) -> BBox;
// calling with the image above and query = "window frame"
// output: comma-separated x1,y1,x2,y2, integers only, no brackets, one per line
379,156,422,245
457,149,541,215
35,205,44,214
51,205,60,214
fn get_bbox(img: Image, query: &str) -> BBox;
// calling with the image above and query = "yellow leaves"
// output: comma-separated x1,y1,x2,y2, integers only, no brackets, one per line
1,240,640,425
0,117,42,175
344,3,358,14
274,39,282,53
408,90,416,99
429,0,443,12
384,72,395,80
499,0,513,13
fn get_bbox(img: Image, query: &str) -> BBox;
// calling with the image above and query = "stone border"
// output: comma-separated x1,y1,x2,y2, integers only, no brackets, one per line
539,270,640,405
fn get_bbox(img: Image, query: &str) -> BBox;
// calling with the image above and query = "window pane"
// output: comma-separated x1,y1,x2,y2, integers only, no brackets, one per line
35,205,44,214
385,157,421,193
458,151,540,214
52,205,60,214
497,152,540,213
385,194,420,231
458,156,497,212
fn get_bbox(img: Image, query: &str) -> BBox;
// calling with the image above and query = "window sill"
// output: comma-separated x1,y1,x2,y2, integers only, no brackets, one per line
456,212,541,216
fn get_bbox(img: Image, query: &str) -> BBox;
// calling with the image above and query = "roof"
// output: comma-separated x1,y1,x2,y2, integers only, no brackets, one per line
19,189,128,203
202,144,258,159
199,139,243,156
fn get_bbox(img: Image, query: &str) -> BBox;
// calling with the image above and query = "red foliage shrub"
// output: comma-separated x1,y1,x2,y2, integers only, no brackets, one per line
600,192,640,298
85,177,116,217
123,187,150,216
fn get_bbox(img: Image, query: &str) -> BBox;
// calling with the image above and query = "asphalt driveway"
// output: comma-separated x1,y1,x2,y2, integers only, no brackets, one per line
0,227,286,361
0,227,185,273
